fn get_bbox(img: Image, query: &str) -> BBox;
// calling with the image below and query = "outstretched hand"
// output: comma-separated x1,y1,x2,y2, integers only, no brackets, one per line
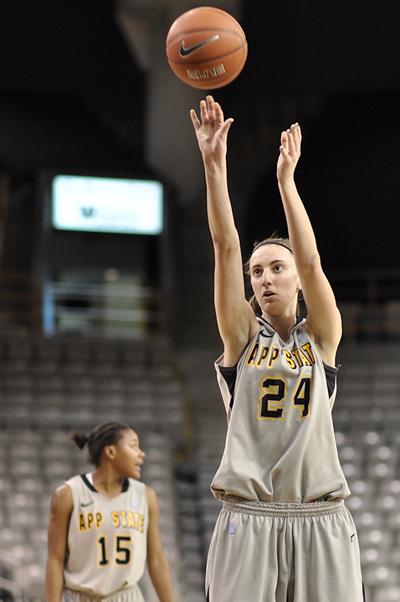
277,123,302,184
190,95,234,164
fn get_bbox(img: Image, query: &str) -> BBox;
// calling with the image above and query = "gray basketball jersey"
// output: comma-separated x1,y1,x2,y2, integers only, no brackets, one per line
64,474,148,596
211,317,350,502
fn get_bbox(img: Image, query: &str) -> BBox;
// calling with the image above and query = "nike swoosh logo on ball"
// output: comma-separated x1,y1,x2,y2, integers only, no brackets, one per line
179,34,220,57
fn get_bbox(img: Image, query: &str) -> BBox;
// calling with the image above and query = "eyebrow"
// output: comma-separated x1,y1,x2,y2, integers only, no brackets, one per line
251,260,288,268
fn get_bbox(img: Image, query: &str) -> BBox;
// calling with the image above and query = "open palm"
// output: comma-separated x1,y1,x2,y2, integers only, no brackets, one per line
190,95,234,162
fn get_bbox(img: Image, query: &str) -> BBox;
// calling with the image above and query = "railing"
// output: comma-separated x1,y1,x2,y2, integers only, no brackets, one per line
0,272,167,338
1,268,400,340
329,268,400,303
44,280,166,337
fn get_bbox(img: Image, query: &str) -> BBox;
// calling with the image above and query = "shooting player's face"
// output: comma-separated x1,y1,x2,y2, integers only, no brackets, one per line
249,244,300,317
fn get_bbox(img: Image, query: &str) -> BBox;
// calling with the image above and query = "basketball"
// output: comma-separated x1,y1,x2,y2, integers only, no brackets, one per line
166,6,247,90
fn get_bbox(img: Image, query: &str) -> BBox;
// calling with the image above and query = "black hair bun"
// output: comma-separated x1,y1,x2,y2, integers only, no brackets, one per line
71,432,89,450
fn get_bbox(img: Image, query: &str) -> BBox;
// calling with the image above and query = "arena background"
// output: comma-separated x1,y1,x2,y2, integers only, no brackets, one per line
0,0,399,600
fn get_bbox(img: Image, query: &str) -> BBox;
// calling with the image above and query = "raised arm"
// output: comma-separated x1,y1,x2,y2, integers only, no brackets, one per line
45,484,73,602
277,124,342,365
190,96,257,365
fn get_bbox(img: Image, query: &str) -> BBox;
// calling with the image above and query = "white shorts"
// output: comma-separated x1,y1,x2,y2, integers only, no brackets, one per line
206,497,365,602
62,585,144,602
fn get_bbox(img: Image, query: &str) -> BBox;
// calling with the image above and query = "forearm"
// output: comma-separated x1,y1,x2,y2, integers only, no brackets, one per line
148,555,175,602
278,177,319,268
45,557,64,602
203,158,239,248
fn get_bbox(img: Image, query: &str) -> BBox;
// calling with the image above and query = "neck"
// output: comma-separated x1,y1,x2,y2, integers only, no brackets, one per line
92,465,125,497
262,311,298,342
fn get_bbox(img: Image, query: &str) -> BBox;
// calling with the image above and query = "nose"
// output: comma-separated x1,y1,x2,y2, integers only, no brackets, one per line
262,269,272,285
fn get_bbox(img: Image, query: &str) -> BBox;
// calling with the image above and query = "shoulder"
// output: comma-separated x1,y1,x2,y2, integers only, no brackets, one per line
127,477,146,495
50,482,73,516
145,485,159,514
304,320,339,366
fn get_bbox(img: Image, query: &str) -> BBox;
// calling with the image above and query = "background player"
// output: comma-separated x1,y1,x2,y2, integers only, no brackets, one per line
45,421,175,602
190,96,365,601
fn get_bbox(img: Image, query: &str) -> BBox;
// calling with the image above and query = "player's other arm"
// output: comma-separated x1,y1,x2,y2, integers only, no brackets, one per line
146,486,175,602
190,96,257,365
277,124,341,365
45,484,73,602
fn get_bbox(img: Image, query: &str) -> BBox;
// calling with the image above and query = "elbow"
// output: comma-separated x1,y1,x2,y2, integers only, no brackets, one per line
298,252,321,274
148,551,168,575
213,232,240,254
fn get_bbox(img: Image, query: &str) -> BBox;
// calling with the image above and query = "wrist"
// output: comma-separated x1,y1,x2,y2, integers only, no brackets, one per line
278,175,296,189
203,156,227,175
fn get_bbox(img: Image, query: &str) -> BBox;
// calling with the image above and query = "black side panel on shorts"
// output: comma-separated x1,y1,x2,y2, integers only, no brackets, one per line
206,587,210,601
219,365,238,409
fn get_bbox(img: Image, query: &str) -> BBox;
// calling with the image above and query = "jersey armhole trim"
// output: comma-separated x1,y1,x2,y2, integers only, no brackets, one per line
218,364,238,409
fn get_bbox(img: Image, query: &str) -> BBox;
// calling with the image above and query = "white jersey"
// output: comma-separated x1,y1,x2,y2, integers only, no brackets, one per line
211,317,350,503
64,474,148,597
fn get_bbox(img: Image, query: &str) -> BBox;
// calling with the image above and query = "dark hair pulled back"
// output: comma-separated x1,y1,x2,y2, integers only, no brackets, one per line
71,422,132,467
244,234,302,316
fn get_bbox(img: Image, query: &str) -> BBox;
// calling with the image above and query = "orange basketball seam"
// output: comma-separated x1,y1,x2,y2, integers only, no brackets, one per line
167,44,247,66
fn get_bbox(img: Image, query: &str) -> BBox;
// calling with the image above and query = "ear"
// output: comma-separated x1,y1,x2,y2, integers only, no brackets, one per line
104,444,116,461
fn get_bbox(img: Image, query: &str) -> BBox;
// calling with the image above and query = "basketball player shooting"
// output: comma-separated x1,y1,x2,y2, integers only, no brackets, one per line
190,95,365,602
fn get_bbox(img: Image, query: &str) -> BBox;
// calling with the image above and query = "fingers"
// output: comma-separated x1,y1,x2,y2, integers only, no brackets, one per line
192,95,232,134
200,99,209,125
287,128,296,157
189,109,201,130
281,123,301,158
206,95,215,123
221,117,234,137
290,123,301,153
279,141,290,160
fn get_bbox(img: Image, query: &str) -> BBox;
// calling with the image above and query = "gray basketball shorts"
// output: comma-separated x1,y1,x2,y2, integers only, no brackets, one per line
205,497,365,602
62,585,144,602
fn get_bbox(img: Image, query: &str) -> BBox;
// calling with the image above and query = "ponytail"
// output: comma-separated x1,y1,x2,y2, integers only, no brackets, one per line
71,422,131,466
71,432,89,450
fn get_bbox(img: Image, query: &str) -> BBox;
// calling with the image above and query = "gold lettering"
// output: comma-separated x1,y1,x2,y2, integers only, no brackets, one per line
284,350,297,370
112,511,119,528
257,346,269,366
139,514,145,533
87,513,94,530
302,343,316,365
292,348,303,367
268,347,279,367
299,348,311,366
247,343,259,366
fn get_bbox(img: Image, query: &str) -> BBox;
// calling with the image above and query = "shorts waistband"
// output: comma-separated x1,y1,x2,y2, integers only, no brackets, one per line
222,496,345,518
63,586,139,602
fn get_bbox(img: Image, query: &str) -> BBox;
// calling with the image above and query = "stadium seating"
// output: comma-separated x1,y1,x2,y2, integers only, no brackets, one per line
0,332,190,601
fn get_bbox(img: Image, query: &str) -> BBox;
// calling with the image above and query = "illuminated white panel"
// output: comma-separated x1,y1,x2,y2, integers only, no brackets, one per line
52,175,163,235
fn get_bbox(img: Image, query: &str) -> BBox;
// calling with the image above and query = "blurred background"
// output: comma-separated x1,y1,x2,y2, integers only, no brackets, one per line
0,0,399,600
